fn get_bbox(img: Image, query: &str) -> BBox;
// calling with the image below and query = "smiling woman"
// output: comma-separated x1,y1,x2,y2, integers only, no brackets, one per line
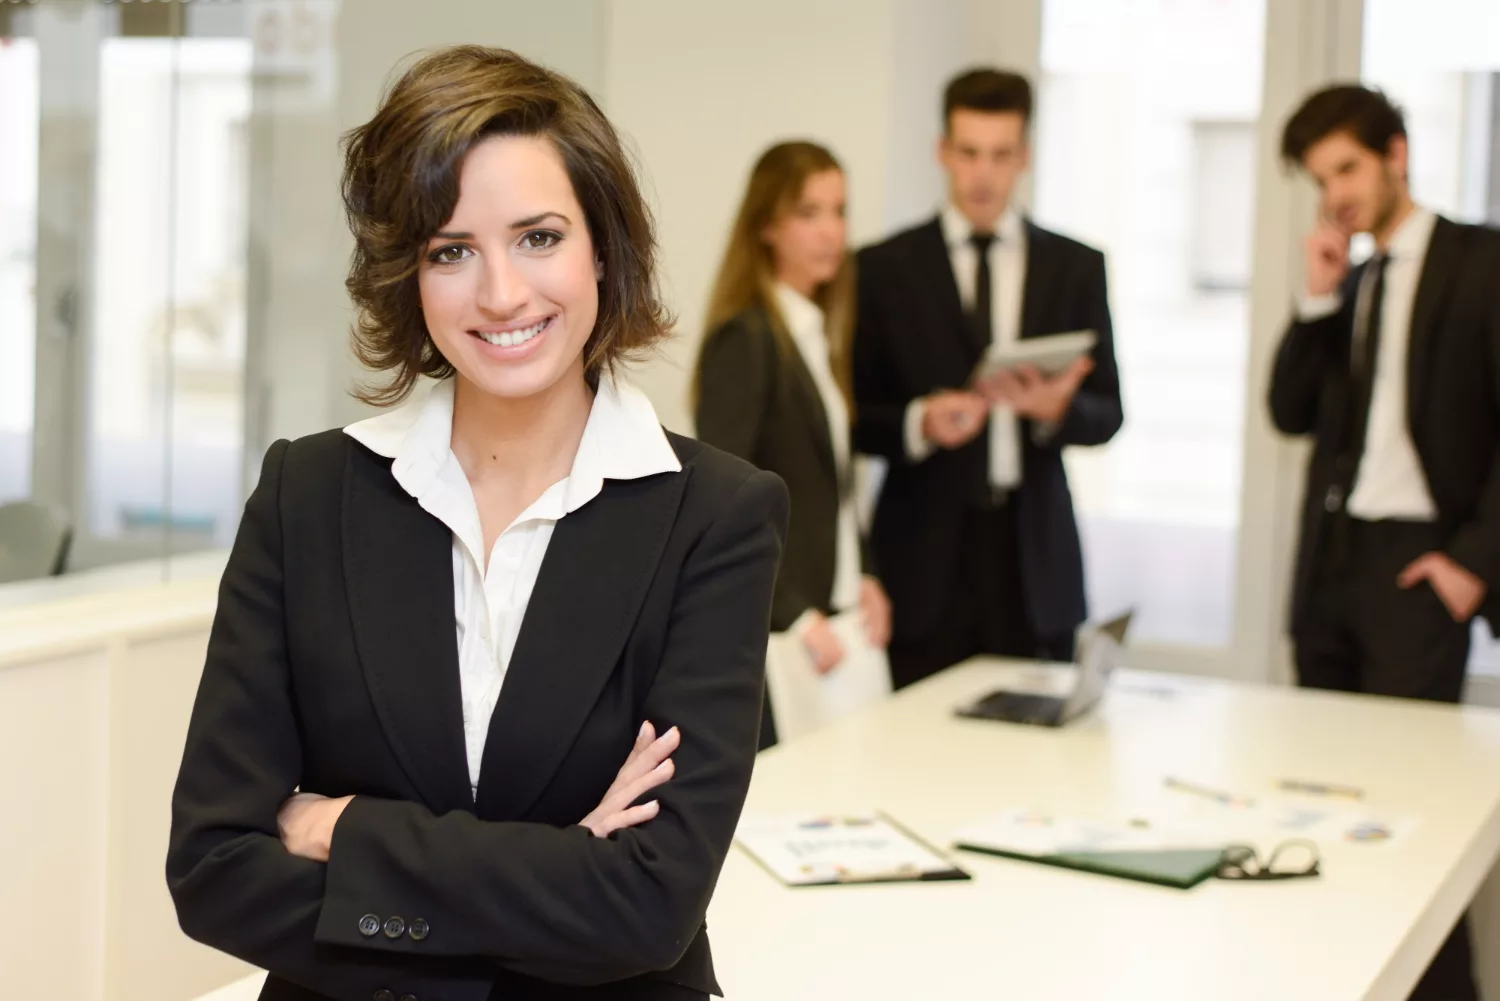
340,44,671,407
165,45,789,1001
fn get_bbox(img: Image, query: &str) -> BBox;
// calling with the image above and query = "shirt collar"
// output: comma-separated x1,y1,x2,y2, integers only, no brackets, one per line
940,202,1024,251
1384,204,1437,262
344,373,681,519
773,282,825,345
562,372,682,513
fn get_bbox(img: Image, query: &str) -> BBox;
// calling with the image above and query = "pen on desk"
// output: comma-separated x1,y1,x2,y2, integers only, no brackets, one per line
1279,778,1365,800
1164,776,1254,807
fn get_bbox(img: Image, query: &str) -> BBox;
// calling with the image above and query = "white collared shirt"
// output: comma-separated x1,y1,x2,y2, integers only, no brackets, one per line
1297,206,1439,521
774,283,862,616
904,204,1028,487
344,375,682,798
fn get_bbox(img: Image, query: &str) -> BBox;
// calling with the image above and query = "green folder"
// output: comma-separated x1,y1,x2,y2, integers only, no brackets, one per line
955,843,1225,890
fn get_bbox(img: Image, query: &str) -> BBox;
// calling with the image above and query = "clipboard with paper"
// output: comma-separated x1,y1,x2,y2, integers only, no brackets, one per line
764,609,892,743
737,811,971,886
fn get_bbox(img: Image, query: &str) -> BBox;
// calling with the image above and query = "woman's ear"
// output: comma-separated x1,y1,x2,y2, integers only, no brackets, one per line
595,256,605,282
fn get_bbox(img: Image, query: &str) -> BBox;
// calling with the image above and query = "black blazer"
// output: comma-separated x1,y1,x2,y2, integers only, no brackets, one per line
852,216,1123,641
695,305,852,632
1269,215,1500,634
165,427,789,1001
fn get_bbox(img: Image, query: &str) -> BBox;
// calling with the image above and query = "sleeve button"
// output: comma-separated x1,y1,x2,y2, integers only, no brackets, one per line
408,918,430,941
358,914,381,938
382,916,406,939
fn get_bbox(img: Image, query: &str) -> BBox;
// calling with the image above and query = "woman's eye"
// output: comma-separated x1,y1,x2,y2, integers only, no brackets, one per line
521,230,561,251
428,244,471,264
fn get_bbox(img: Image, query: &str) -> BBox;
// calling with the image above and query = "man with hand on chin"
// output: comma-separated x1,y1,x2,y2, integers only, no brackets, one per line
1270,84,1500,1001
852,68,1122,691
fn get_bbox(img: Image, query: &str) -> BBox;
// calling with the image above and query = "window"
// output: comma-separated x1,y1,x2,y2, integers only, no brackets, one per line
85,38,252,559
1190,121,1257,292
1033,0,1267,647
0,38,38,505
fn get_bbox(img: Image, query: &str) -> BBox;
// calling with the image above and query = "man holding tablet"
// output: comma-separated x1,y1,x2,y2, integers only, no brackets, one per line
852,68,1123,690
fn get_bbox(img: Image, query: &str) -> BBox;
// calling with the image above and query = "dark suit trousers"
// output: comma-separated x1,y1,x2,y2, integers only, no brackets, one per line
888,496,1075,690
1294,516,1475,1001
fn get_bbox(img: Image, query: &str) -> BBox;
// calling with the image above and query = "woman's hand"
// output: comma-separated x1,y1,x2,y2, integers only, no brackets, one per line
580,721,680,838
800,612,846,674
859,576,892,649
277,792,354,862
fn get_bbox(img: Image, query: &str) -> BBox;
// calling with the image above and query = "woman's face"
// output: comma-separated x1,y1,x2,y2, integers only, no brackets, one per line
418,134,600,402
762,168,846,295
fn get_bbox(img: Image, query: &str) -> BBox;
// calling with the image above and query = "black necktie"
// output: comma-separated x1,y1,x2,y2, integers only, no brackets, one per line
1331,253,1388,512
968,232,996,351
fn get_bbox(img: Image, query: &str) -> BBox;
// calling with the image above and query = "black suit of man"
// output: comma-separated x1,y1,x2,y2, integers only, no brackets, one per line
1269,215,1500,1001
853,216,1122,689
1270,215,1500,693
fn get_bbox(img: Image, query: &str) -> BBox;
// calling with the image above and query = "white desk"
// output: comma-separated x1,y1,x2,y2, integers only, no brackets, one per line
706,660,1500,1001
192,660,1500,1001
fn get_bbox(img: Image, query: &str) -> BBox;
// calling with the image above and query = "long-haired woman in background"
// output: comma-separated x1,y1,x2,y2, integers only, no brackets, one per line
695,141,890,749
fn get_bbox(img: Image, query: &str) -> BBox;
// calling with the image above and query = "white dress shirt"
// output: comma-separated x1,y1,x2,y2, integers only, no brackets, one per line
344,375,682,798
774,283,863,624
904,204,1028,487
1297,206,1439,521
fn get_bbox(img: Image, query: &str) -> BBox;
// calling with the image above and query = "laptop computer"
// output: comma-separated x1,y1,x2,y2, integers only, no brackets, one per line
954,610,1134,728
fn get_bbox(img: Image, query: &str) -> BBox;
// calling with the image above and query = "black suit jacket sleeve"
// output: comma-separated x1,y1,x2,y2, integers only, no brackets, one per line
851,258,913,462
695,316,815,626
1449,291,1500,590
1046,251,1123,448
1450,449,1500,591
169,444,790,993
167,440,498,1001
1268,293,1353,436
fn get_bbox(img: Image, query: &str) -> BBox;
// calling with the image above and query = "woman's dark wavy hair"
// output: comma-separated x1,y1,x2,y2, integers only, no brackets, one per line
341,45,673,405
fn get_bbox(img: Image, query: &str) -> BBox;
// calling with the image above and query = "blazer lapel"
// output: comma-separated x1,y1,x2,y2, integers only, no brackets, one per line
1406,216,1461,433
342,445,474,816
781,332,838,483
474,468,686,820
912,218,975,360
1020,221,1060,341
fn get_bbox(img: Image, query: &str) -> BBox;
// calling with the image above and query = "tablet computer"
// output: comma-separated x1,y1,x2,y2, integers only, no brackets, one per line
971,329,1097,383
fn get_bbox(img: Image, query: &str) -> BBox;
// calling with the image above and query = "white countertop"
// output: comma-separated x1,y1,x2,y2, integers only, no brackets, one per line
0,549,226,669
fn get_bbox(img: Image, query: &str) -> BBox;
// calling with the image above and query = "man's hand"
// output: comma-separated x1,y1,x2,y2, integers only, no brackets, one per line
921,391,990,449
1305,219,1351,298
1399,553,1486,623
278,792,354,863
978,356,1094,425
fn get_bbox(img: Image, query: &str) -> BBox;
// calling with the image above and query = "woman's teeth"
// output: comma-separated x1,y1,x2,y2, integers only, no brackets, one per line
477,318,548,348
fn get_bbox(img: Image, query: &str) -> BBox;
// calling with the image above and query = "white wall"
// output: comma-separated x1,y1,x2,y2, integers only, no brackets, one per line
604,0,899,433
